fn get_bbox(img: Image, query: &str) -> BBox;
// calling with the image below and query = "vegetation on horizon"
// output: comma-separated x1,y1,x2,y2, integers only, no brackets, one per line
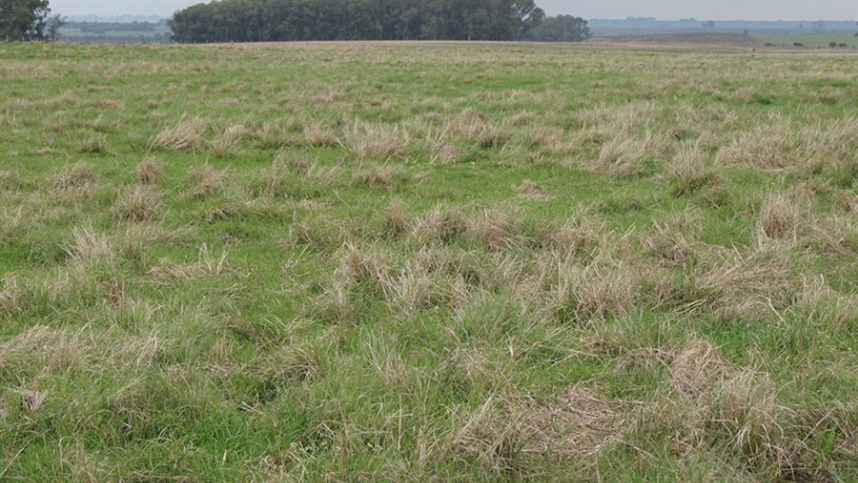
169,0,550,43
1,41,858,480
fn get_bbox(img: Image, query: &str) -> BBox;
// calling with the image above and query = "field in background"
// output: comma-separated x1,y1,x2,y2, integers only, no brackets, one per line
58,22,171,44
1,41,858,480
756,34,858,49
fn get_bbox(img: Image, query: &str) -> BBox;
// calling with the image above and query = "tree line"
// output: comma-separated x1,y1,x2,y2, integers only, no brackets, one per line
169,0,588,43
0,0,590,44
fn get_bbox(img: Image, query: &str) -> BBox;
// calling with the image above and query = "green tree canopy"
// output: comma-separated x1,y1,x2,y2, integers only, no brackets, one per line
524,14,591,42
0,0,50,41
170,0,546,43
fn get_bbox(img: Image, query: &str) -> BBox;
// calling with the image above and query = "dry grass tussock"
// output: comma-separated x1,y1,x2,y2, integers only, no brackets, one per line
0,205,29,240
51,161,98,193
445,109,513,150
326,244,481,317
0,325,91,384
576,101,661,131
0,274,22,315
113,185,161,224
323,218,640,322
468,206,526,251
620,339,841,480
149,116,208,151
714,119,801,171
669,143,719,197
302,123,339,147
794,275,858,327
187,163,229,199
251,155,342,200
135,158,163,184
425,125,462,163
409,205,469,245
392,203,610,256
382,199,410,238
77,133,107,154
282,216,348,252
340,121,412,162
643,211,702,267
63,226,115,267
757,193,800,242
210,124,246,156
668,339,730,399
591,131,667,177
680,246,795,319
550,253,640,322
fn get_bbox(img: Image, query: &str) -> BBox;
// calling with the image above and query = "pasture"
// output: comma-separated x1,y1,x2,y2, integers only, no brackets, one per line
756,33,858,49
1,40,858,480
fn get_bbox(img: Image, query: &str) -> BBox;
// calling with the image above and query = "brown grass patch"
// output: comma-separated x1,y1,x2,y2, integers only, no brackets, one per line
0,275,22,315
52,161,98,192
447,387,626,476
382,199,410,239
150,116,208,151
187,163,229,199
210,124,246,156
63,226,114,266
77,133,107,154
592,135,654,177
302,123,339,147
340,122,411,162
469,207,524,251
135,158,163,184
758,194,800,241
552,254,639,322
682,247,795,319
113,185,161,224
714,121,795,171
669,339,729,399
522,386,625,459
426,126,462,163
410,206,469,245
669,143,719,197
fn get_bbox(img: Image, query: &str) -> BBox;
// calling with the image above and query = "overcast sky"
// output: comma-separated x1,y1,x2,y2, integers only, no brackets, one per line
49,0,858,21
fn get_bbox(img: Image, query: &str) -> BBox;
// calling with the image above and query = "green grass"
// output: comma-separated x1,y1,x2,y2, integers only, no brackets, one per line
1,40,858,480
756,33,858,49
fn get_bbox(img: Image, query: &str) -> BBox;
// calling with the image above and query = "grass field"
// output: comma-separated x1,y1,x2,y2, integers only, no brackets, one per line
1,40,858,480
756,33,858,49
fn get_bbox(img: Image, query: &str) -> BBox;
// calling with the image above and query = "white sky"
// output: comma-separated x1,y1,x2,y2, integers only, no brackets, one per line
49,0,858,21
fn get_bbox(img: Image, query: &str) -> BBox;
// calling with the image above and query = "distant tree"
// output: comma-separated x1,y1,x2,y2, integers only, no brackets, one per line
525,14,591,42
0,0,50,41
46,13,66,41
513,0,544,39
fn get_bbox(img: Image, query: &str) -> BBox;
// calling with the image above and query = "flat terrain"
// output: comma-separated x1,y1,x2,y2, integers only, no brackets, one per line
756,33,858,49
1,40,858,480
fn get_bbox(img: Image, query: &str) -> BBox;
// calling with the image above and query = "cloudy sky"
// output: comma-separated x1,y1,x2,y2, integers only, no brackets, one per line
49,0,858,21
